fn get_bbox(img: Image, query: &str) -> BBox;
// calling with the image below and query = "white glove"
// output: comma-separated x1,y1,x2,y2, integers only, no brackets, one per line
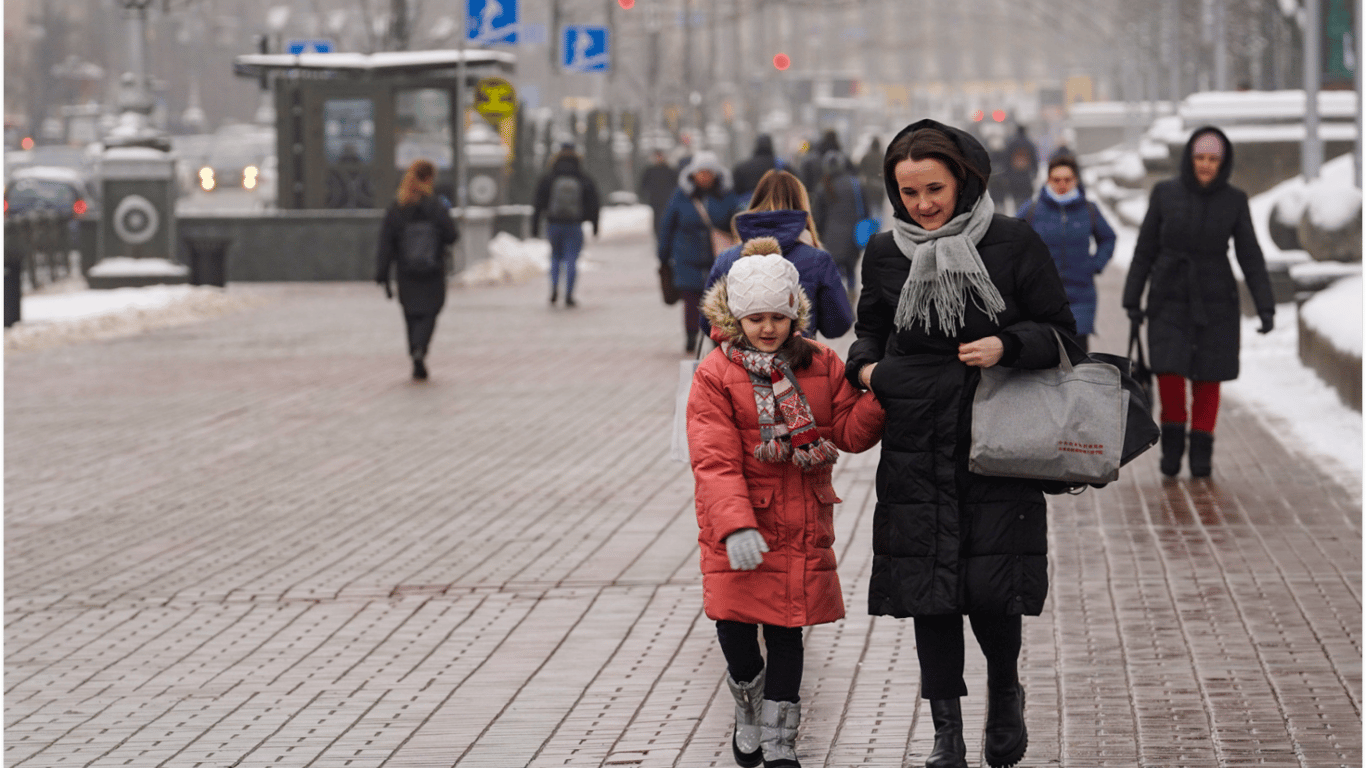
724,528,770,571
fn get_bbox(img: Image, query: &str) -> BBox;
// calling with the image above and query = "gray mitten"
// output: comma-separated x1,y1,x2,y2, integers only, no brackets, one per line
724,528,770,571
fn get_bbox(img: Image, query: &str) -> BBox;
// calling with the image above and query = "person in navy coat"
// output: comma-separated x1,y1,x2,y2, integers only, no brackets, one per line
1016,155,1117,352
658,151,742,353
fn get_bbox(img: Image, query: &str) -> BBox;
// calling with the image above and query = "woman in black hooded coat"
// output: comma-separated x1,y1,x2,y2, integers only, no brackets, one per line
1122,126,1275,478
845,119,1075,768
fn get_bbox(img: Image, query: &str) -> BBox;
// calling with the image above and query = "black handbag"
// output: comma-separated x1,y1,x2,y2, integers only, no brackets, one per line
1127,321,1153,402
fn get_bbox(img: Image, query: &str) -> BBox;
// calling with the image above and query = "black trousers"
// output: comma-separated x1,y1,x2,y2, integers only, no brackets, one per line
715,620,804,703
404,312,438,357
914,612,1022,700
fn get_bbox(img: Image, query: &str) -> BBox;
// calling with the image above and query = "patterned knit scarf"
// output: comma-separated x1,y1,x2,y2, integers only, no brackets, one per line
722,341,840,471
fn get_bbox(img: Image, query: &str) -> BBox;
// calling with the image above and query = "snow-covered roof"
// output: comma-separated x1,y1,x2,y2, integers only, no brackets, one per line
233,49,515,79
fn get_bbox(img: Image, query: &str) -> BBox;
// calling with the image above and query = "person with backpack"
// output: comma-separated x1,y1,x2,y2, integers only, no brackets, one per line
731,134,784,206
688,239,883,768
375,159,459,381
533,143,601,307
1016,155,1117,352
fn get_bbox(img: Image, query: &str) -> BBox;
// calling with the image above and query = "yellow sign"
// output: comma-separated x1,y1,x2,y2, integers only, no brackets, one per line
474,77,516,125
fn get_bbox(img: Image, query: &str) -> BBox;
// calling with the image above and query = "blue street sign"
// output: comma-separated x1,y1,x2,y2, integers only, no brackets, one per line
562,25,609,73
467,0,519,45
287,39,334,54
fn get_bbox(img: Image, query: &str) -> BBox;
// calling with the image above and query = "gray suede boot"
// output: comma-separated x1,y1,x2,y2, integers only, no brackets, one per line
759,699,801,768
726,671,765,767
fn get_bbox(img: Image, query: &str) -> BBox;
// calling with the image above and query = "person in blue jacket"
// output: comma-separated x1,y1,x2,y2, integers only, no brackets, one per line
658,151,742,353
1016,155,1117,352
701,169,854,343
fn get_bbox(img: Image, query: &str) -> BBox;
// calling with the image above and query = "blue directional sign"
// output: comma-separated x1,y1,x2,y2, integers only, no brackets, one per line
467,0,519,45
287,39,334,54
562,25,609,73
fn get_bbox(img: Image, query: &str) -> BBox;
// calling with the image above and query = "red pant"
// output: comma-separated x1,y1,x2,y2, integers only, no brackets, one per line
1157,374,1221,433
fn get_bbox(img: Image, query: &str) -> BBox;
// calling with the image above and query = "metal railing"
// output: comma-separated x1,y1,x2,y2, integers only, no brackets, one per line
6,210,76,290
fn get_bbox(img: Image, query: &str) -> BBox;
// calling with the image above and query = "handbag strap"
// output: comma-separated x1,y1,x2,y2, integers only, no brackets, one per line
691,197,716,231
851,177,866,220
1128,322,1148,370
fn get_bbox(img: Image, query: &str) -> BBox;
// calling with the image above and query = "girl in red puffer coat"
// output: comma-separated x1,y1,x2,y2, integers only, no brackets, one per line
687,237,884,768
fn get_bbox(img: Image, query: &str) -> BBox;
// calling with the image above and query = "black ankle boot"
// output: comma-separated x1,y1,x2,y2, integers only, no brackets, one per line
925,699,967,768
1159,423,1186,477
984,683,1027,768
550,287,558,305
1188,430,1214,477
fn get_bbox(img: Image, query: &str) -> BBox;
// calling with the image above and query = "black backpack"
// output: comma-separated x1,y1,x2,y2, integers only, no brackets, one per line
548,174,584,220
398,219,443,276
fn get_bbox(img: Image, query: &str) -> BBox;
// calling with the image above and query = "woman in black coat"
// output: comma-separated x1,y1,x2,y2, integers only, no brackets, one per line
845,119,1075,768
1122,127,1275,477
375,159,459,380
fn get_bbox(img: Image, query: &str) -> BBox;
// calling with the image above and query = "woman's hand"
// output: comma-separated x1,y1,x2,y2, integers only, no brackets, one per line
958,336,1005,368
858,362,878,390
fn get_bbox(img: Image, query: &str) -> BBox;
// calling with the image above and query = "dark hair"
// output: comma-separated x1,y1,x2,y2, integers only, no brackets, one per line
1046,155,1079,177
883,128,988,205
779,332,815,370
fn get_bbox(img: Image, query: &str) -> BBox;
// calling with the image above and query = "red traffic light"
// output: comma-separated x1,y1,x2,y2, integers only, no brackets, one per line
971,110,984,122
992,110,1007,122
618,0,634,7
773,53,791,71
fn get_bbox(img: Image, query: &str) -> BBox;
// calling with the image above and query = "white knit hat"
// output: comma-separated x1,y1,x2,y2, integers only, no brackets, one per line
726,245,802,321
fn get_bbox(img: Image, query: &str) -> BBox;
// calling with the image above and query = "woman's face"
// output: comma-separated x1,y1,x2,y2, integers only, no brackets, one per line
692,169,716,189
894,157,958,231
1192,152,1222,187
740,313,792,353
1047,165,1078,197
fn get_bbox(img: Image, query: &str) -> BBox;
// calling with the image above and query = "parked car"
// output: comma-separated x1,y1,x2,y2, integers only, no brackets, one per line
5,165,98,259
197,124,273,193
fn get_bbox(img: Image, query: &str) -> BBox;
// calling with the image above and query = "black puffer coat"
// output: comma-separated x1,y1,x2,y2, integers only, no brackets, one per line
376,194,459,315
846,119,1076,618
1122,126,1274,381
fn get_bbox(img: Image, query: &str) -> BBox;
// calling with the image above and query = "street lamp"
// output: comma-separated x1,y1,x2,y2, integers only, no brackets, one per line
103,0,169,150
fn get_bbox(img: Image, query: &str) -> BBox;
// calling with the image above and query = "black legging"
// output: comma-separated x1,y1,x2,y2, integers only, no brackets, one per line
715,620,804,703
404,312,438,357
913,612,1022,700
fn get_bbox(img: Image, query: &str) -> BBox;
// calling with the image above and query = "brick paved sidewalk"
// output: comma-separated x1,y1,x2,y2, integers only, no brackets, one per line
5,228,1360,767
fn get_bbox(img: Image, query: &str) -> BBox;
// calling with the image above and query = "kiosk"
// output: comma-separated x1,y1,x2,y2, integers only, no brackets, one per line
232,50,516,210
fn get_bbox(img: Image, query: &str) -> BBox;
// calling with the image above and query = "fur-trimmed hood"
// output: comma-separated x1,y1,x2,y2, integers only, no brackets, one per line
701,237,812,344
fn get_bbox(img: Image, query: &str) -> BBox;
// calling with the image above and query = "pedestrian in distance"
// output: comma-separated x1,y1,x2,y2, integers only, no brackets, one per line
1122,126,1275,478
732,134,786,206
846,119,1077,768
533,143,601,307
375,159,459,382
658,151,742,353
1016,154,1118,352
856,136,886,219
701,169,853,343
638,149,676,239
811,148,865,293
798,130,842,193
688,238,884,768
1001,125,1039,212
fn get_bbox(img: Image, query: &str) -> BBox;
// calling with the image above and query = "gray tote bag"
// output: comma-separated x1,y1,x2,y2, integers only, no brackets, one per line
969,330,1127,485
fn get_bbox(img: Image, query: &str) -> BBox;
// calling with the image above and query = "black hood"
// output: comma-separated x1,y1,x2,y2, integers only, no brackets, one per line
882,119,992,223
551,153,584,176
1179,125,1234,194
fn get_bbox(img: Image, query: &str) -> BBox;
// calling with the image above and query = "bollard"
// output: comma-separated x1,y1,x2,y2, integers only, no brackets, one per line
183,235,232,287
5,217,25,327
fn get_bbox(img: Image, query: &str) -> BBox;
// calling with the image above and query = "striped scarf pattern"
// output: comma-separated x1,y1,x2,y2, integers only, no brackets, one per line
723,341,840,471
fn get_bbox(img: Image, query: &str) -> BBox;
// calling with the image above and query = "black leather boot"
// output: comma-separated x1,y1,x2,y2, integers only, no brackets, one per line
925,699,968,768
1159,423,1186,477
1188,430,1214,477
984,683,1027,768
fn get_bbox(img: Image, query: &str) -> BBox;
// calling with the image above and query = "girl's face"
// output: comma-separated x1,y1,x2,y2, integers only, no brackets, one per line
1192,152,1222,187
693,169,716,189
1047,166,1078,196
740,312,792,353
894,157,958,231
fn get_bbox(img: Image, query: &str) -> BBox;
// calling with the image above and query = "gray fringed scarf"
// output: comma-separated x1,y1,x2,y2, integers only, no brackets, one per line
889,194,1004,336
